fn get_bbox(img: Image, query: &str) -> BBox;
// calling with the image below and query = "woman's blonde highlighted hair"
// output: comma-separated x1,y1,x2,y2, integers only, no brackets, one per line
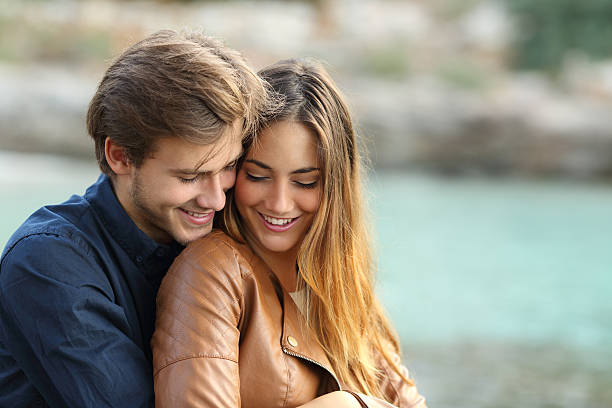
222,58,413,398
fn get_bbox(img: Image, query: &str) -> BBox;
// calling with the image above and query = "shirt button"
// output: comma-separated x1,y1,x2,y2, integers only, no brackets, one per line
135,256,143,264
287,336,298,347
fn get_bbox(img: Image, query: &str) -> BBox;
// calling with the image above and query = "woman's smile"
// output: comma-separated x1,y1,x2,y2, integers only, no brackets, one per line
259,212,300,231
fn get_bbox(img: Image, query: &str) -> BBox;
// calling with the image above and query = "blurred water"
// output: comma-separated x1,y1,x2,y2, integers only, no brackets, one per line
1,150,611,407
370,172,612,349
0,151,99,250
369,172,612,407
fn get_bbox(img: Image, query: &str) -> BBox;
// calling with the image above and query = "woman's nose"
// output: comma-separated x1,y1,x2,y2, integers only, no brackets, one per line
265,181,293,215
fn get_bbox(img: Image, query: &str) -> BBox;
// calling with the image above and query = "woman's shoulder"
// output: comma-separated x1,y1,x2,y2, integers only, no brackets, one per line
158,231,256,319
184,229,246,250
154,231,249,377
175,230,255,267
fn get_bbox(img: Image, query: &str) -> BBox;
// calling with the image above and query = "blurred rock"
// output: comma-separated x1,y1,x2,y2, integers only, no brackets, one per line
0,64,95,158
348,73,612,178
4,61,612,179
3,0,612,179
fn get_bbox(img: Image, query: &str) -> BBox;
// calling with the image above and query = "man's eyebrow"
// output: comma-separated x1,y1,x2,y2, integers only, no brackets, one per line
245,159,319,174
170,168,210,175
171,155,241,175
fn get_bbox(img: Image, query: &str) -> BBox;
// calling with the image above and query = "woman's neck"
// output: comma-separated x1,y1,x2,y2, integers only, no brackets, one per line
248,238,299,292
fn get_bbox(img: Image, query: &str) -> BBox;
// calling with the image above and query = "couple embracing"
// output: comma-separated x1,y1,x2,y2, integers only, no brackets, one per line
0,29,426,408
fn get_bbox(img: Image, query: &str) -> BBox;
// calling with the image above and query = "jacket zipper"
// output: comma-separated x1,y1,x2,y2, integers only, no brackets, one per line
282,347,342,391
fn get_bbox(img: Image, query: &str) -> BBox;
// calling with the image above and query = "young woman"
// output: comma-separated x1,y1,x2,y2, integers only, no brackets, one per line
152,59,426,408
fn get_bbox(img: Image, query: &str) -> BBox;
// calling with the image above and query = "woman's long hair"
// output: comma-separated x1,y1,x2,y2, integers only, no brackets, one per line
222,58,413,398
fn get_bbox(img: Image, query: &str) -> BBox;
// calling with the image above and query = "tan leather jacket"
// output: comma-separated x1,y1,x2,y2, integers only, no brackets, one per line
152,231,426,408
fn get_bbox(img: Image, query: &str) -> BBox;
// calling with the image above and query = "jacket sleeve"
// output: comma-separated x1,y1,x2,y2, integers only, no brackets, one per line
0,234,154,408
346,348,427,408
152,237,244,408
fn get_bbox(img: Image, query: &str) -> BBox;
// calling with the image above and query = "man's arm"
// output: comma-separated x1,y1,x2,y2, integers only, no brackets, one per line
0,233,153,408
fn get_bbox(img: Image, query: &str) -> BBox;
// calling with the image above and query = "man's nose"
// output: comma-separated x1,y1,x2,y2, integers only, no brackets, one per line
196,173,226,212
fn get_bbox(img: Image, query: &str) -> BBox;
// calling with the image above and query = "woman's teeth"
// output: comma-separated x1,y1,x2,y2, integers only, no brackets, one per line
262,214,294,225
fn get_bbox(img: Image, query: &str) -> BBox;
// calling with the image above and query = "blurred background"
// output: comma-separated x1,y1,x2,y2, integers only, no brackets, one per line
1,0,612,406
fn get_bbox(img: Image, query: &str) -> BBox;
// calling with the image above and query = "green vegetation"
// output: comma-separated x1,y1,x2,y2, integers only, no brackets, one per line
432,0,486,20
0,17,113,64
507,0,612,71
436,58,488,89
361,44,410,80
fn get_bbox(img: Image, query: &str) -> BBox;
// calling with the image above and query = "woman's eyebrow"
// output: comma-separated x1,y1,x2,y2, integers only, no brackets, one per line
245,159,271,169
291,167,319,174
246,159,319,175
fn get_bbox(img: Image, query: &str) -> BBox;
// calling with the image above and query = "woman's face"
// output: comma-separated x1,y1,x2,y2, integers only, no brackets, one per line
235,120,321,257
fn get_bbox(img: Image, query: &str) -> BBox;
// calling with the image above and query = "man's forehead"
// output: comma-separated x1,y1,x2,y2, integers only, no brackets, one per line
152,119,244,172
192,134,242,172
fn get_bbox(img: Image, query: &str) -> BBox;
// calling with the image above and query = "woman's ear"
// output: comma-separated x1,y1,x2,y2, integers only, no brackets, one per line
105,138,131,175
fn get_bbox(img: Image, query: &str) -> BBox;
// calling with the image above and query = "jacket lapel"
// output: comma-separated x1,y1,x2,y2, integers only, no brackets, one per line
279,286,340,390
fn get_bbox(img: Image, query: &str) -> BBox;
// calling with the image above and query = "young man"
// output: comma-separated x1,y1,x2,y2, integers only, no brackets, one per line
0,30,270,407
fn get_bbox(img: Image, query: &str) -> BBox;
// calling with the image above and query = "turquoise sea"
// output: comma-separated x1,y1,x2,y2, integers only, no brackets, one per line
2,150,611,407
370,172,612,407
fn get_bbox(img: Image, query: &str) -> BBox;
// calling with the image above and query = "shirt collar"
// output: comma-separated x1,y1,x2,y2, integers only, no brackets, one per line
85,174,183,274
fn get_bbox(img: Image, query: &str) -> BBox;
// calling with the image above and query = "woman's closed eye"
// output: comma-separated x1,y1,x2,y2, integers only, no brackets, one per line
294,180,319,189
246,172,318,189
245,173,268,181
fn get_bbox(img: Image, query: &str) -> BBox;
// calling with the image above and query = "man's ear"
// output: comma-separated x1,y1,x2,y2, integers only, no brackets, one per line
105,138,131,175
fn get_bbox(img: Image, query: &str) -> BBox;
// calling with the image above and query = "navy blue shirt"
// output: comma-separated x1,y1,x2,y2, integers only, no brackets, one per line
0,174,183,408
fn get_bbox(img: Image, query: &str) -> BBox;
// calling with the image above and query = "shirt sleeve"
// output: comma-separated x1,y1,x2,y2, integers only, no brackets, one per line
0,233,153,408
152,237,243,408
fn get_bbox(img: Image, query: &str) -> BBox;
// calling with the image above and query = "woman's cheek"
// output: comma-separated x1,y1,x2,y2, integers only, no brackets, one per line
234,176,257,208
303,188,322,213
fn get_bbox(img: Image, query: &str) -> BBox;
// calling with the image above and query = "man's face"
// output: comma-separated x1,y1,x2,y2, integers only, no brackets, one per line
120,124,243,245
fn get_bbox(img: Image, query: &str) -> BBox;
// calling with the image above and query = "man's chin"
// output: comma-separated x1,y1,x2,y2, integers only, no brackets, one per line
175,227,213,246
